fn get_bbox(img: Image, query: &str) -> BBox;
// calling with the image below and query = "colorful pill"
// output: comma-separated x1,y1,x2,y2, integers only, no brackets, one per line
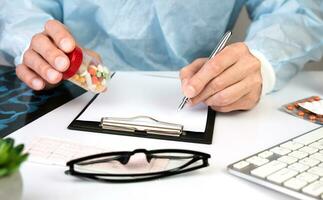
314,96,321,101
298,111,305,116
287,105,294,111
88,67,97,76
309,115,317,120
308,98,315,102
91,76,99,85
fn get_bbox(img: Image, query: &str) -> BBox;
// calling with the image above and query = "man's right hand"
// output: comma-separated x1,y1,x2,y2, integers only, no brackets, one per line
16,20,76,90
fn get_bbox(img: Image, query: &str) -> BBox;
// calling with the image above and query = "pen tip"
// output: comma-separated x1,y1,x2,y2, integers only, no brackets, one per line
177,97,188,111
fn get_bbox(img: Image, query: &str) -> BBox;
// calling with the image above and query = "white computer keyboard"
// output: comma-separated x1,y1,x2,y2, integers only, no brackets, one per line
228,127,323,200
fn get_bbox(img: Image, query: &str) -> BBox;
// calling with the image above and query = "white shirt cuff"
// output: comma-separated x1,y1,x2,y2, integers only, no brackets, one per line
249,49,276,96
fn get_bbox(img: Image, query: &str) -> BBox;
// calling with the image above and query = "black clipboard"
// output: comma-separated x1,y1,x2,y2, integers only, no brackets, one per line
68,93,215,144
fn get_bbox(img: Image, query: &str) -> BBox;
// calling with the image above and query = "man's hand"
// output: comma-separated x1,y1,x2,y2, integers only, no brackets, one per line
16,20,76,90
180,42,262,112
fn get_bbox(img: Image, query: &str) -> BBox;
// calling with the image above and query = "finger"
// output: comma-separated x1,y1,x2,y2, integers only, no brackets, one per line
23,49,63,84
210,96,250,112
180,58,207,83
16,64,45,90
44,19,75,53
210,91,259,113
205,73,259,107
190,55,260,105
184,44,248,98
30,33,70,72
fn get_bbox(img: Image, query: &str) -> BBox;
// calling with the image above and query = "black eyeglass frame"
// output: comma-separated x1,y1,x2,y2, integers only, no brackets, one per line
66,149,210,183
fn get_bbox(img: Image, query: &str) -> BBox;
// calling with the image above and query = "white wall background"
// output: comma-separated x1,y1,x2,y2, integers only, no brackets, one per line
0,6,322,70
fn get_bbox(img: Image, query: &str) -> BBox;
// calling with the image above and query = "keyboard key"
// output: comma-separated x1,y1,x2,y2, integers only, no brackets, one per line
228,128,323,199
284,178,308,190
278,156,298,164
251,160,287,178
233,161,250,170
289,163,310,173
309,141,323,150
302,180,323,197
281,141,304,151
267,168,298,184
288,151,308,159
297,172,319,183
308,167,323,176
294,129,323,145
299,146,318,154
246,156,269,166
258,151,273,159
310,153,323,162
270,147,291,156
299,157,320,167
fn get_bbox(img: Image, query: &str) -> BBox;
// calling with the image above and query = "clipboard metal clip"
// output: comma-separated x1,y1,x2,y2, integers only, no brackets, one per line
100,116,183,137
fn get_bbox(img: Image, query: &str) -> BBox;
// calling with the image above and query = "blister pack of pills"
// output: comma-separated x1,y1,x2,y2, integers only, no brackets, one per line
282,96,323,125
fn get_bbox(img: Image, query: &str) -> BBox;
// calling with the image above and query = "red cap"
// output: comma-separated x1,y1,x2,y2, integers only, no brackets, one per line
63,46,83,80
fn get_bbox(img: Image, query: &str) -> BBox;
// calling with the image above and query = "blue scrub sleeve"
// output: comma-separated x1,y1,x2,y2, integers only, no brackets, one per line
245,0,323,91
0,0,62,65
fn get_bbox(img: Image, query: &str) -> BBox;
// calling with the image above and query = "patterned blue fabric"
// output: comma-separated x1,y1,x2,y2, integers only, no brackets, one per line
0,68,85,137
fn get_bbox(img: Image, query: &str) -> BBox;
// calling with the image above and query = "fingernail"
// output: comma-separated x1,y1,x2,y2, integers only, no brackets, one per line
47,68,60,82
60,38,73,52
32,78,43,90
185,85,196,98
55,56,68,71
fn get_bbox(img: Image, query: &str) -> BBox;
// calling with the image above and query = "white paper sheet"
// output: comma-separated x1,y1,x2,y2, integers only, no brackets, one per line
25,137,110,166
78,72,208,132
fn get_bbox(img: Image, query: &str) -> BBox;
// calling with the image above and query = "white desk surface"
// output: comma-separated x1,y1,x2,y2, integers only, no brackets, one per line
8,71,323,200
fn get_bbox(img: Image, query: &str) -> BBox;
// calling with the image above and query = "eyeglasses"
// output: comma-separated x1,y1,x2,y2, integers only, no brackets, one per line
66,149,210,183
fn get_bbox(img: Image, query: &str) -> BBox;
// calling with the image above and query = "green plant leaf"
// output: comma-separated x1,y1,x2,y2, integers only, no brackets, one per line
6,165,19,176
0,140,10,154
0,141,10,165
0,168,8,177
4,138,14,148
14,144,24,154
0,152,9,166
0,138,28,177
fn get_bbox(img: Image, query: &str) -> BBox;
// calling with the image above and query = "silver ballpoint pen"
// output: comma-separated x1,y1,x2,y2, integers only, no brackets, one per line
177,31,232,111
